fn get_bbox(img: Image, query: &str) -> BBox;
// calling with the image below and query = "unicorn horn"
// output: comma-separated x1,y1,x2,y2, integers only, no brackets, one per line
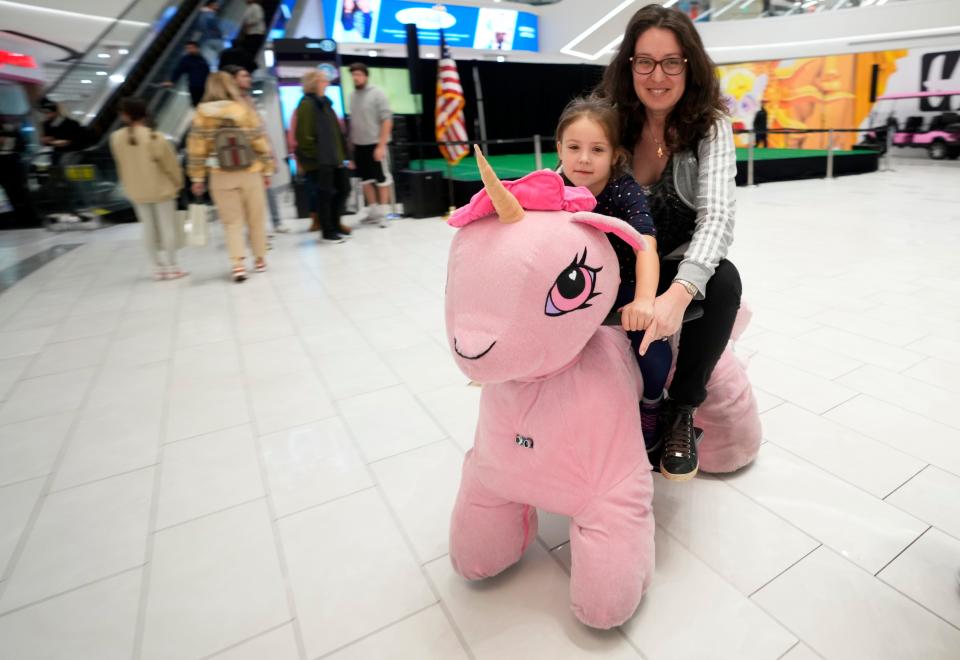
474,145,523,224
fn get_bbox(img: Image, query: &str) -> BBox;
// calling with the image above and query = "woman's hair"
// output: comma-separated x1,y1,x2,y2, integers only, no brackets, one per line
595,4,727,153
556,96,629,174
200,71,245,104
220,64,244,77
118,97,156,146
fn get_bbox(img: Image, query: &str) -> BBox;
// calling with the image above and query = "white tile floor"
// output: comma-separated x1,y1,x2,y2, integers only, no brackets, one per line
1,155,959,659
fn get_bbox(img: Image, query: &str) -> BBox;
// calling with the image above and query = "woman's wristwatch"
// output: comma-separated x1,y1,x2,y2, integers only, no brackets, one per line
673,279,699,298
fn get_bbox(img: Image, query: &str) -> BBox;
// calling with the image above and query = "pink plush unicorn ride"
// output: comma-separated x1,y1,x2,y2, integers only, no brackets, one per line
444,149,760,629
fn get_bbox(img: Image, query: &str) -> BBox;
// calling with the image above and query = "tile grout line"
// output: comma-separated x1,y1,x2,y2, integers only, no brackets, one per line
881,463,931,501
284,246,477,660
0,252,141,609
748,543,824,599
310,602,444,660
873,525,931,577
197,619,296,660
0,565,145,619
242,270,312,660
131,272,183,660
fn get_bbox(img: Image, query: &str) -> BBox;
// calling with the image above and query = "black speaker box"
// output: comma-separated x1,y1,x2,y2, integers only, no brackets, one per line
399,169,447,218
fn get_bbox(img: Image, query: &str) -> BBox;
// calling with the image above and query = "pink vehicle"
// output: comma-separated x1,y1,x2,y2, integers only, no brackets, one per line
868,91,960,160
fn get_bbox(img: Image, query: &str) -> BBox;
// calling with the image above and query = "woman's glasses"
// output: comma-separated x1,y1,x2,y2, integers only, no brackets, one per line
629,56,687,76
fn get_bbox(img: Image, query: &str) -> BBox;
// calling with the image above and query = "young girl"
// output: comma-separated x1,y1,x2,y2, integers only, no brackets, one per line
109,97,186,281
556,96,672,452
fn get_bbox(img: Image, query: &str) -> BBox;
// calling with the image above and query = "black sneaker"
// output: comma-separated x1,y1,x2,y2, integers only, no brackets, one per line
659,400,699,481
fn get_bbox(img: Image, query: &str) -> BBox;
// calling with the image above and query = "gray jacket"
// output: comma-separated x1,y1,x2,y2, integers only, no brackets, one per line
666,118,737,299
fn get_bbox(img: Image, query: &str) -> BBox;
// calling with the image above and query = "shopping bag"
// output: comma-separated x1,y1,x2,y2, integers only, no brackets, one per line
184,203,209,247
174,209,187,248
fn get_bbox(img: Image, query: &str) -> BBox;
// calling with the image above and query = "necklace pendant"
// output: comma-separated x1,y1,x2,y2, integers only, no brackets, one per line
657,144,664,159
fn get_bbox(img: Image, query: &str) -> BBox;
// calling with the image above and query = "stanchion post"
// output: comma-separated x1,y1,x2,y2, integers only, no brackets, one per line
747,130,756,187
826,129,835,179
533,134,543,171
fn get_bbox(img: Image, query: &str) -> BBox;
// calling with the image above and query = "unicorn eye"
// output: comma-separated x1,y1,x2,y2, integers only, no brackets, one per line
545,249,602,317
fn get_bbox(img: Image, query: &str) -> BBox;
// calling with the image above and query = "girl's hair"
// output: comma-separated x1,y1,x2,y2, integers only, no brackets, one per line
200,71,245,104
118,97,156,146
594,4,727,153
555,96,629,174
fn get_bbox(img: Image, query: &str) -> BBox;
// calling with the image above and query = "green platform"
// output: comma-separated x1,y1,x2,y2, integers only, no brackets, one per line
413,148,877,181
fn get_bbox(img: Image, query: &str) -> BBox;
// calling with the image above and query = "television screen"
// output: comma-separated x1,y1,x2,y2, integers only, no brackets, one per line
325,0,538,52
340,66,422,116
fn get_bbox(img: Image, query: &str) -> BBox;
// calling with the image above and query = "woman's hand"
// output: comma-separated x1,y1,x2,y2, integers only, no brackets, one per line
620,297,654,333
191,181,205,198
638,283,694,356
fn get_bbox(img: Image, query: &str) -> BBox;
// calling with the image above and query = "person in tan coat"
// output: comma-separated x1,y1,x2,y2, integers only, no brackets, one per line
110,97,186,280
187,71,274,282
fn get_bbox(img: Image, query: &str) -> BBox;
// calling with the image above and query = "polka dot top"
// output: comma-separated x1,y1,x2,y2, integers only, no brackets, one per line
584,173,657,285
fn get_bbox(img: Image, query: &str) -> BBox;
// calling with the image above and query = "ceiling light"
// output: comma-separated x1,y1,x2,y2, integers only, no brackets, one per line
80,79,92,84
496,55,505,62
368,49,378,57
97,53,110,58
118,48,129,55
425,52,437,58
109,74,125,83
663,0,680,7
96,71,107,76
560,0,635,61
0,1,150,27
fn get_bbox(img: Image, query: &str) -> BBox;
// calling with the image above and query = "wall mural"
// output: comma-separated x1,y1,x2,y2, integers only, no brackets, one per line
717,50,909,150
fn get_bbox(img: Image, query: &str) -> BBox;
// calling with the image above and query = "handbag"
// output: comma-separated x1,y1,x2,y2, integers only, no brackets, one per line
184,201,209,247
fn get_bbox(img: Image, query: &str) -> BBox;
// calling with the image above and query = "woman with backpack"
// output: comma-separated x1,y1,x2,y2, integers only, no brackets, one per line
109,97,187,281
187,71,275,282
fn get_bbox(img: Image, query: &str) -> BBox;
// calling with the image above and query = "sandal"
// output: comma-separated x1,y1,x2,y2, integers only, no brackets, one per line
254,259,267,273
166,269,189,280
232,265,247,282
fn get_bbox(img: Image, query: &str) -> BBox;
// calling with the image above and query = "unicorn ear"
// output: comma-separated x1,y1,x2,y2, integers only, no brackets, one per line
570,211,647,251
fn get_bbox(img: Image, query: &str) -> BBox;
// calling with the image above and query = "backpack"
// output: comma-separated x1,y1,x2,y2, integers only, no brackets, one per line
213,119,254,172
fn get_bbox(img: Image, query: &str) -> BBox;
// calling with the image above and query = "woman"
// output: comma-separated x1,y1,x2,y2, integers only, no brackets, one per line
187,71,274,281
109,97,186,280
596,4,742,480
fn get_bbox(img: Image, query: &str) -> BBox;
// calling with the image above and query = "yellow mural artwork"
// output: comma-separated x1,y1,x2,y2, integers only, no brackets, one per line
717,49,908,151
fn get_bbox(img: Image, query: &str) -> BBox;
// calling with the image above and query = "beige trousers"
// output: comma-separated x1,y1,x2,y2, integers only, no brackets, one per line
133,199,179,270
209,170,267,264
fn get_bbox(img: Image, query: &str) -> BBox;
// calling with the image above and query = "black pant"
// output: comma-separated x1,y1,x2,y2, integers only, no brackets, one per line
189,87,205,107
238,33,265,59
312,166,349,238
659,259,742,407
0,156,40,226
756,133,768,148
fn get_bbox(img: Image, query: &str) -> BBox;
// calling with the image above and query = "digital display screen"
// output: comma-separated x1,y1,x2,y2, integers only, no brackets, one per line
339,66,421,116
278,83,345,128
325,0,538,52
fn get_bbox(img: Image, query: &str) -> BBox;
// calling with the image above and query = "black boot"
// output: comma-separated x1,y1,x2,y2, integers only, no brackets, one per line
658,399,699,481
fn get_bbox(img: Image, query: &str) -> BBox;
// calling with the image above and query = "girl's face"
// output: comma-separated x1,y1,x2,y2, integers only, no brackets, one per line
557,116,615,196
632,27,686,116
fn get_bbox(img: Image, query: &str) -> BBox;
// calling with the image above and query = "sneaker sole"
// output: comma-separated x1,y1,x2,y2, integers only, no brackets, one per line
659,463,699,481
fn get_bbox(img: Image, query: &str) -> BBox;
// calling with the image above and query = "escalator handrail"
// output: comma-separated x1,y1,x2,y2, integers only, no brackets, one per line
46,0,159,96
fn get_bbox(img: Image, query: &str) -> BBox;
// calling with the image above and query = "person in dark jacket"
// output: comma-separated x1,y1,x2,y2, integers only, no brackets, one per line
292,69,350,242
40,98,87,165
0,114,41,226
753,102,768,148
164,41,210,106
218,45,257,75
193,0,224,66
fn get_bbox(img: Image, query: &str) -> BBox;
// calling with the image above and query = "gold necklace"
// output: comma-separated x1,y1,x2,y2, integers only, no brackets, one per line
653,137,665,159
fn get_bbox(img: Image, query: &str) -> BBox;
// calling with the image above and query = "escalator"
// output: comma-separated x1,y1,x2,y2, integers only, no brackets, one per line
28,0,281,227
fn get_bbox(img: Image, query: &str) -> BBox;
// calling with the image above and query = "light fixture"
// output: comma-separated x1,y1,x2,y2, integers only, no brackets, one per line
0,1,150,27
252,89,263,95
96,71,107,76
97,53,110,59
560,0,635,61
118,48,129,55
368,49,378,57
425,52,437,58
109,74,125,83
496,55,505,62
80,79,92,84
663,0,680,7
264,49,274,67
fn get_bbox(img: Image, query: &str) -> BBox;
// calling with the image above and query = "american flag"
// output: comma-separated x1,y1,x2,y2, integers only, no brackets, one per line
435,31,469,165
